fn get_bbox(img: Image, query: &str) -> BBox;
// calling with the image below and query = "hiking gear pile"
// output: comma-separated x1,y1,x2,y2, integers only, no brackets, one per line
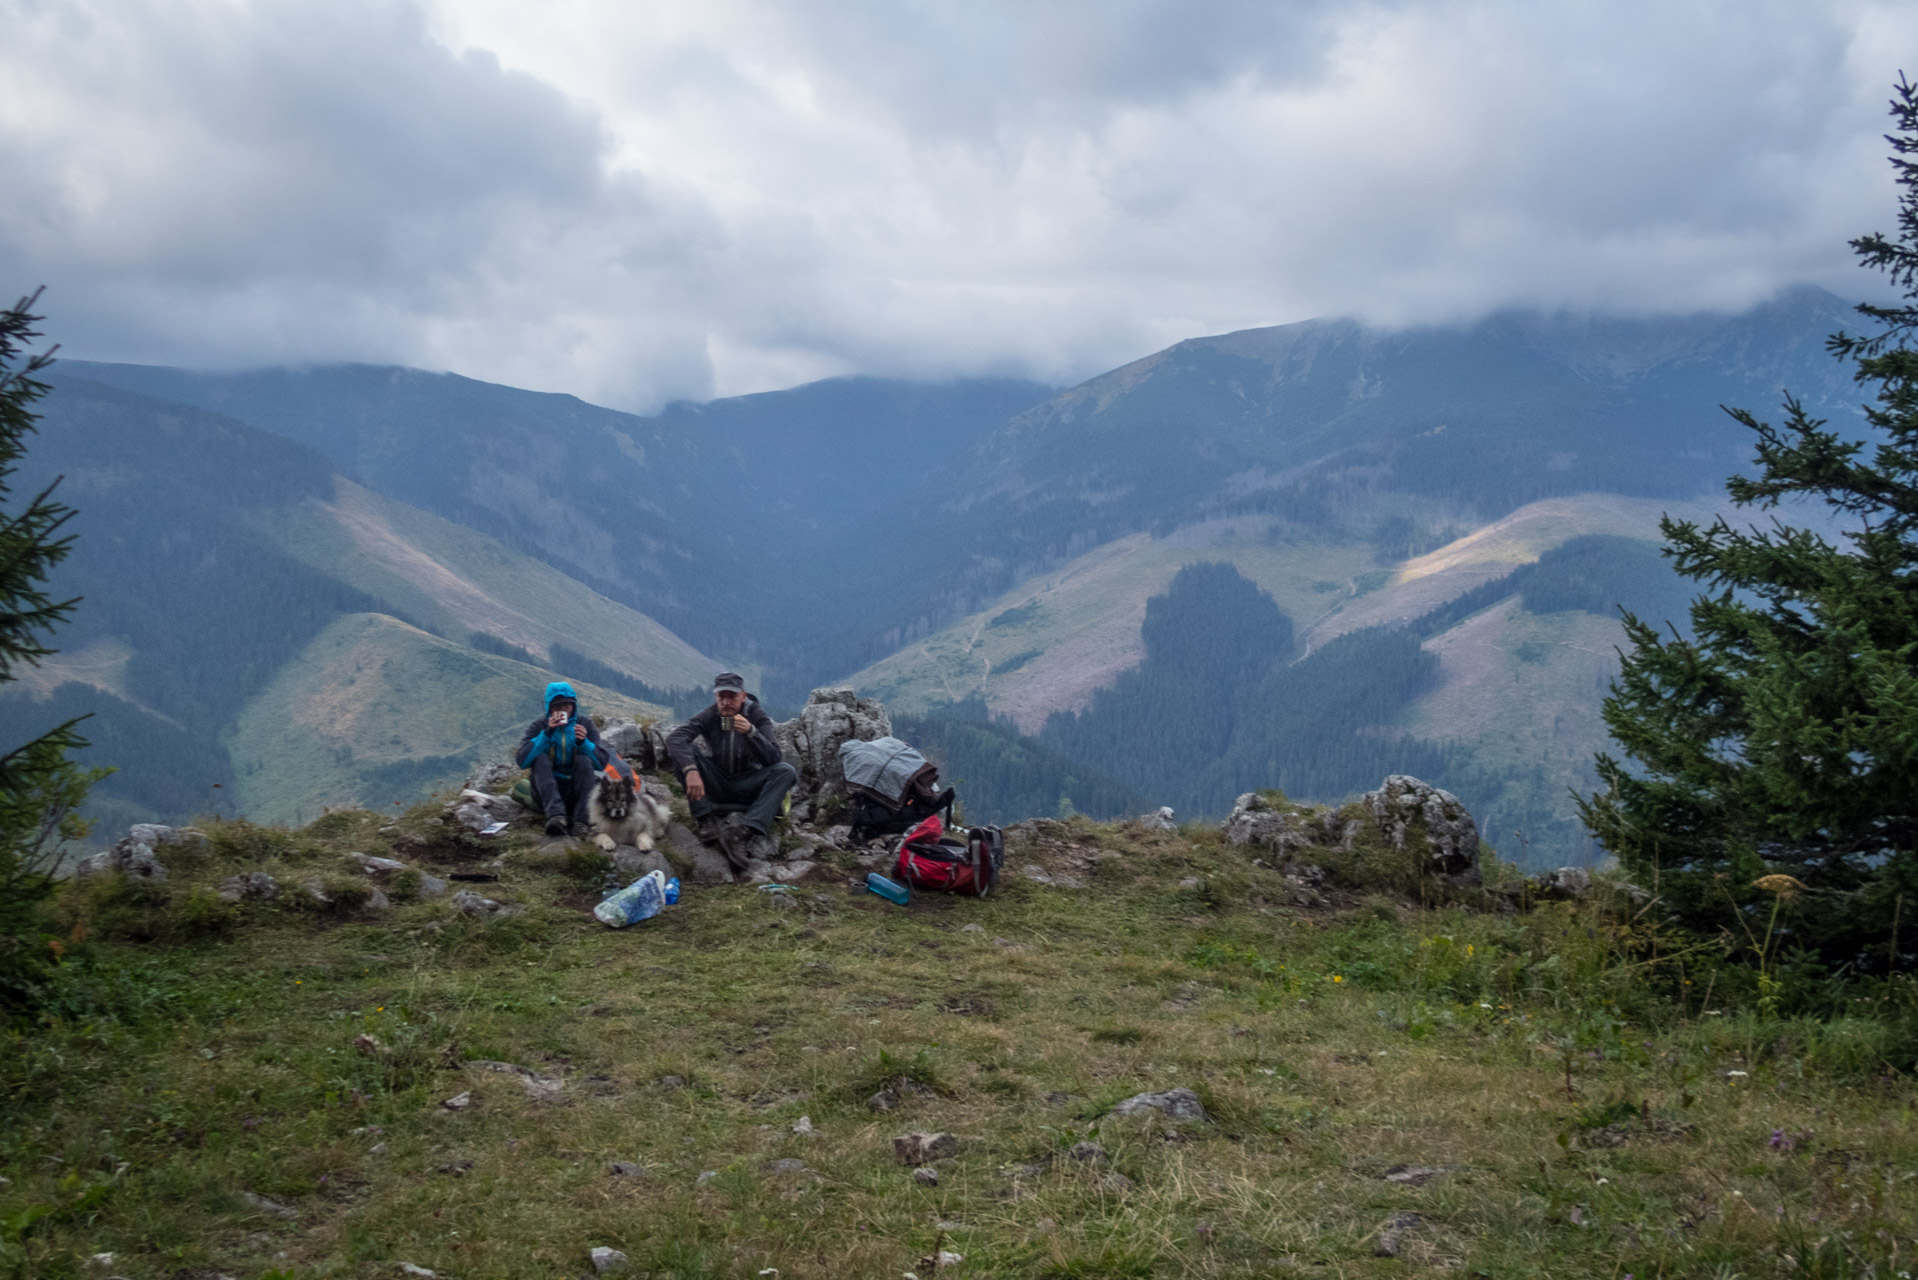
839,736,956,843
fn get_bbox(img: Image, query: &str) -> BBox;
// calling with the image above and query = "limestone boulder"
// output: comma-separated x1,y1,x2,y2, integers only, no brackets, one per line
771,687,891,806
1221,793,1313,856
1360,775,1481,887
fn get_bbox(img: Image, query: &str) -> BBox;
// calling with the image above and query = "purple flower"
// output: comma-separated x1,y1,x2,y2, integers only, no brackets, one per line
1769,1128,1795,1151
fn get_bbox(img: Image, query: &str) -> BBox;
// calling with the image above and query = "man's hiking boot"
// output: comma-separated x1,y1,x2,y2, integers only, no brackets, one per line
696,816,723,847
713,824,752,873
545,816,567,837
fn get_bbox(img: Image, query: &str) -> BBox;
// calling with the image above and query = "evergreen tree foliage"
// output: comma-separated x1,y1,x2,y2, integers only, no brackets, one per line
1581,78,1918,968
0,292,102,1012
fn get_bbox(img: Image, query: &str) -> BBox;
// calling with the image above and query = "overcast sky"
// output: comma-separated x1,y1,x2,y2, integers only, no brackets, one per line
1,0,1912,409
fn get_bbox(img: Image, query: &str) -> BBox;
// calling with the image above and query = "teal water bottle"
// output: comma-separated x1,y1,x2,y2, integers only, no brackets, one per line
865,872,910,905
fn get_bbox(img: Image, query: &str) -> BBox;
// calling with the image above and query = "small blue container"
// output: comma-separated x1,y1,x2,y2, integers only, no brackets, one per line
664,877,680,906
865,872,910,905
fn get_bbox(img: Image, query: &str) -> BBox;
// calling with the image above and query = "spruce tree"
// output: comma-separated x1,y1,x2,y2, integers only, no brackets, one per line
0,290,98,1012
1580,77,1918,969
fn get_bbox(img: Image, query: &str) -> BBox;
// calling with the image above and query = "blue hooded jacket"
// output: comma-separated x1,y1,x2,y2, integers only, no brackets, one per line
515,681,607,779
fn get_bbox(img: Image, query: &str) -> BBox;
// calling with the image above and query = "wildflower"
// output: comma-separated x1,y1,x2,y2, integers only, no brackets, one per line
1769,1128,1794,1151
1332,975,1343,984
1752,874,1807,898
1465,944,1474,957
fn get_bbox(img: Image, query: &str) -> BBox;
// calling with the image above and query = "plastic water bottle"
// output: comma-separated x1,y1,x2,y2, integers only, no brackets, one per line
594,870,668,927
664,877,680,905
865,872,910,905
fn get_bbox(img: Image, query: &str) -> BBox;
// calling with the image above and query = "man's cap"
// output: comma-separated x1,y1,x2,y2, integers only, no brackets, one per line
713,672,747,695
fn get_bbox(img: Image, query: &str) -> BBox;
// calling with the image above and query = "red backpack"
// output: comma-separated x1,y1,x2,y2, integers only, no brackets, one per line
894,815,1004,898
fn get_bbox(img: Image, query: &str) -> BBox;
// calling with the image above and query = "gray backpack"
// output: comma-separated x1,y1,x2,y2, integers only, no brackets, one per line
838,736,954,841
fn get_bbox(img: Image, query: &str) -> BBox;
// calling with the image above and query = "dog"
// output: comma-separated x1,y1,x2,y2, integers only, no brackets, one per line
588,766,672,853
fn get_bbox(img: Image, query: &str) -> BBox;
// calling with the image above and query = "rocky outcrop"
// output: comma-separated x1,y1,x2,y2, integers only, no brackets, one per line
74,823,203,883
770,687,891,816
448,788,520,833
1222,793,1315,856
1361,775,1480,887
599,717,667,771
1536,866,1592,900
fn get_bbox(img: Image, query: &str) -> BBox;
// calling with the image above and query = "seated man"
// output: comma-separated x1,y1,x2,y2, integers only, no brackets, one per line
516,680,615,838
665,672,796,867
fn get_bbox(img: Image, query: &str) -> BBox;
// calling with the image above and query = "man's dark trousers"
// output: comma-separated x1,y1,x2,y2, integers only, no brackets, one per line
688,759,797,834
529,756,596,826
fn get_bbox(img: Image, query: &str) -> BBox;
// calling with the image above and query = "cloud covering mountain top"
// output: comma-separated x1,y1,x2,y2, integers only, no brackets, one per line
2,0,1911,408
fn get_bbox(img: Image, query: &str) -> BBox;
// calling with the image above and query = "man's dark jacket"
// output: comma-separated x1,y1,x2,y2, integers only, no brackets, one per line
666,697,783,780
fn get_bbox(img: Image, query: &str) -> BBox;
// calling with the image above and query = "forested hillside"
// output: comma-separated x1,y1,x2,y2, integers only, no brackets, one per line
1027,537,1700,857
3,376,693,827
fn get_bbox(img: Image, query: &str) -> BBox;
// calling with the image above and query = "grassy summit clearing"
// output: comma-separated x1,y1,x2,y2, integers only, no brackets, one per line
5,806,1915,1279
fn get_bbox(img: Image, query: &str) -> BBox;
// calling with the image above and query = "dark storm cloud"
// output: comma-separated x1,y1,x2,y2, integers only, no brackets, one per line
1,0,1911,405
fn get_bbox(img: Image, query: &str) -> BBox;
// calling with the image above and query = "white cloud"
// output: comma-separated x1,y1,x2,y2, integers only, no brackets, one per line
1,0,1911,408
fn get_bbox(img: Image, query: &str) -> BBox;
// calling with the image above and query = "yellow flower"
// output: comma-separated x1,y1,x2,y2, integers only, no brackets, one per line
1332,975,1343,984
1465,944,1475,957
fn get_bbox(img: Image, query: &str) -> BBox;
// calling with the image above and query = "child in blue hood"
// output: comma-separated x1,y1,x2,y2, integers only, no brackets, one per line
516,681,613,838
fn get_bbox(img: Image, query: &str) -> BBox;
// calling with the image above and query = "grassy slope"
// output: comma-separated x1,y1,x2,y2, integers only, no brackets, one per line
7,812,1914,1279
225,613,665,826
268,478,719,691
847,494,1722,734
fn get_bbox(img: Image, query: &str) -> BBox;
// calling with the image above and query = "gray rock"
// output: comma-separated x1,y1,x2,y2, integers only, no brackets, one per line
1361,775,1481,886
450,889,522,919
612,845,672,880
912,1165,939,1186
893,1131,961,1164
823,824,853,848
1374,1212,1423,1258
960,923,984,933
771,687,892,805
867,1090,899,1113
440,1091,472,1110
764,1158,813,1177
692,846,736,886
1095,1171,1136,1191
465,761,521,794
1139,806,1177,832
348,852,409,875
1381,1164,1458,1186
1537,866,1593,899
217,871,279,903
78,827,184,883
417,874,449,898
1109,1087,1206,1123
240,1191,296,1219
464,1059,562,1098
365,885,391,912
751,859,817,884
397,1265,437,1278
661,822,704,873
1222,793,1313,855
602,720,667,769
1178,876,1203,890
609,1161,645,1177
451,802,497,834
1067,1141,1107,1163
590,1246,629,1274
